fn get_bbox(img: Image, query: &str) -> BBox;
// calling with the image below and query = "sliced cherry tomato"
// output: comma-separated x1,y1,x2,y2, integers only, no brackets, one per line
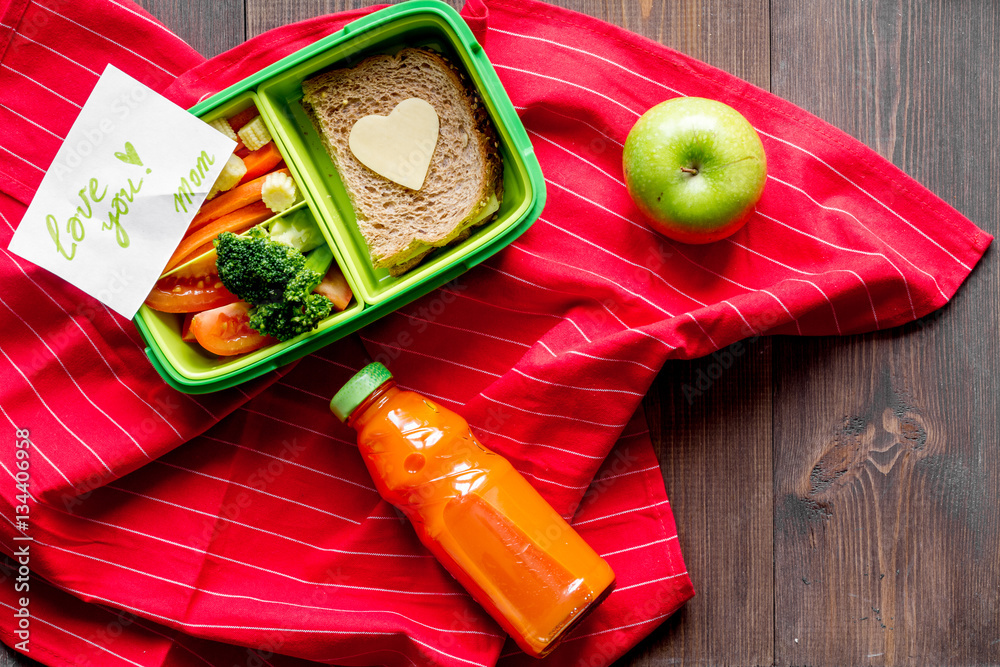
180,313,197,342
234,137,251,159
227,108,259,132
144,252,238,313
314,264,354,312
189,301,275,356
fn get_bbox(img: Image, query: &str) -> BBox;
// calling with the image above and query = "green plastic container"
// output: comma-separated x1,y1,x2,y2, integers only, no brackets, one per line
133,0,544,394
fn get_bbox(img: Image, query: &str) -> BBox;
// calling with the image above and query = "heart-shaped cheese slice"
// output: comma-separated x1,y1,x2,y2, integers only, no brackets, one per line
348,98,440,190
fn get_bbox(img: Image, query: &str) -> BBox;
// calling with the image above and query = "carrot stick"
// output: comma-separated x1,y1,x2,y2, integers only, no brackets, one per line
166,201,273,272
238,142,283,185
188,168,290,233
227,108,259,132
180,240,219,264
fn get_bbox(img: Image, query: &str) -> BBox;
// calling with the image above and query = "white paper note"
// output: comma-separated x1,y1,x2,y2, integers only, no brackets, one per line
7,64,236,319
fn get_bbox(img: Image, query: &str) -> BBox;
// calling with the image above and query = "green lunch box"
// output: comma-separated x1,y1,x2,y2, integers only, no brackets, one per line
133,0,546,394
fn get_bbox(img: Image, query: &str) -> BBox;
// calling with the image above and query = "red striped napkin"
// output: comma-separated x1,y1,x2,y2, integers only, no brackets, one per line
0,0,989,665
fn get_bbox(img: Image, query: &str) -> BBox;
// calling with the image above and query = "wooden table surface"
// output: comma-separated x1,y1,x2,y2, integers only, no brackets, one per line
4,1,999,666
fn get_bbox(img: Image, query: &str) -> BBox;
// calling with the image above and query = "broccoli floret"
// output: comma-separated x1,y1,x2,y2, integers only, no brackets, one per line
216,227,305,304
214,229,337,342
249,294,332,341
284,265,323,302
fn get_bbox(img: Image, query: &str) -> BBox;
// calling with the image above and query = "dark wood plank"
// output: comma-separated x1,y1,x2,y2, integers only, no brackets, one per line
0,648,40,666
247,0,463,38
633,337,774,667
553,0,770,91
245,0,770,81
588,2,773,665
770,2,1000,666
133,0,246,58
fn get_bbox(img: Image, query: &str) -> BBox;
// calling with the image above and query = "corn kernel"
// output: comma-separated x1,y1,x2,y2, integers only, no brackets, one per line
261,171,298,213
206,117,236,141
207,154,247,199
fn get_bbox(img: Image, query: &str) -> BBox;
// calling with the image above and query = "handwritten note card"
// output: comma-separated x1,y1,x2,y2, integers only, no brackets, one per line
8,65,235,318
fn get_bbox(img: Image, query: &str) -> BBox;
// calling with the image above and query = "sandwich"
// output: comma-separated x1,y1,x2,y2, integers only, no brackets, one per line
301,47,503,276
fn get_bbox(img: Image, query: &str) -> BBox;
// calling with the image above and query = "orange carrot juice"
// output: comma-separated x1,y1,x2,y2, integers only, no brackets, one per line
330,363,615,657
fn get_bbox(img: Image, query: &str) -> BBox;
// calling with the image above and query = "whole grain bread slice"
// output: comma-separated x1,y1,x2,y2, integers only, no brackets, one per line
301,48,503,273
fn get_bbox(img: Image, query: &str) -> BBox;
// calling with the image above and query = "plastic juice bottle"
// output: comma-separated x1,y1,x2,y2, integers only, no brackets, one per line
330,363,616,657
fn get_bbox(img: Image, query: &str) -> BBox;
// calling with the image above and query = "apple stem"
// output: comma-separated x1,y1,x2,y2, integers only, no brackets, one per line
679,166,699,175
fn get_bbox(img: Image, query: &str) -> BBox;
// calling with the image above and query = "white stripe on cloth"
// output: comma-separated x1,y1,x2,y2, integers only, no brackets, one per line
395,309,531,348
565,349,657,373
574,499,670,525
613,571,691,593
34,538,494,640
765,174,925,309
199,433,377,493
0,342,114,473
0,293,149,455
105,485,425,559
511,367,644,396
0,142,45,171
494,62,643,116
482,395,630,429
760,289,804,335
151,459,361,525
109,612,219,667
0,404,75,487
11,31,100,76
508,242,674,319
361,336,504,377
722,299,758,334
490,26,686,98
104,0,197,41
54,584,492,667
758,130,970,273
36,2,181,78
0,598,145,666
471,423,606,460
3,249,184,434
757,210,918,317
527,128,625,186
542,182,797,335
600,534,677,558
436,287,594,343
239,406,356,447
0,100,64,139
536,213,700,310
8,518,488,665
730,238,879,329
23,511,468,596
514,103,624,146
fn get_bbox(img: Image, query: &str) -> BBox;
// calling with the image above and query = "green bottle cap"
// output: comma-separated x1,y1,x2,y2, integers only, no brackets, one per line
329,362,393,422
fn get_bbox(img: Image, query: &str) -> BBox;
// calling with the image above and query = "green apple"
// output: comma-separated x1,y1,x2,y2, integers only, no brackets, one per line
623,97,767,244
